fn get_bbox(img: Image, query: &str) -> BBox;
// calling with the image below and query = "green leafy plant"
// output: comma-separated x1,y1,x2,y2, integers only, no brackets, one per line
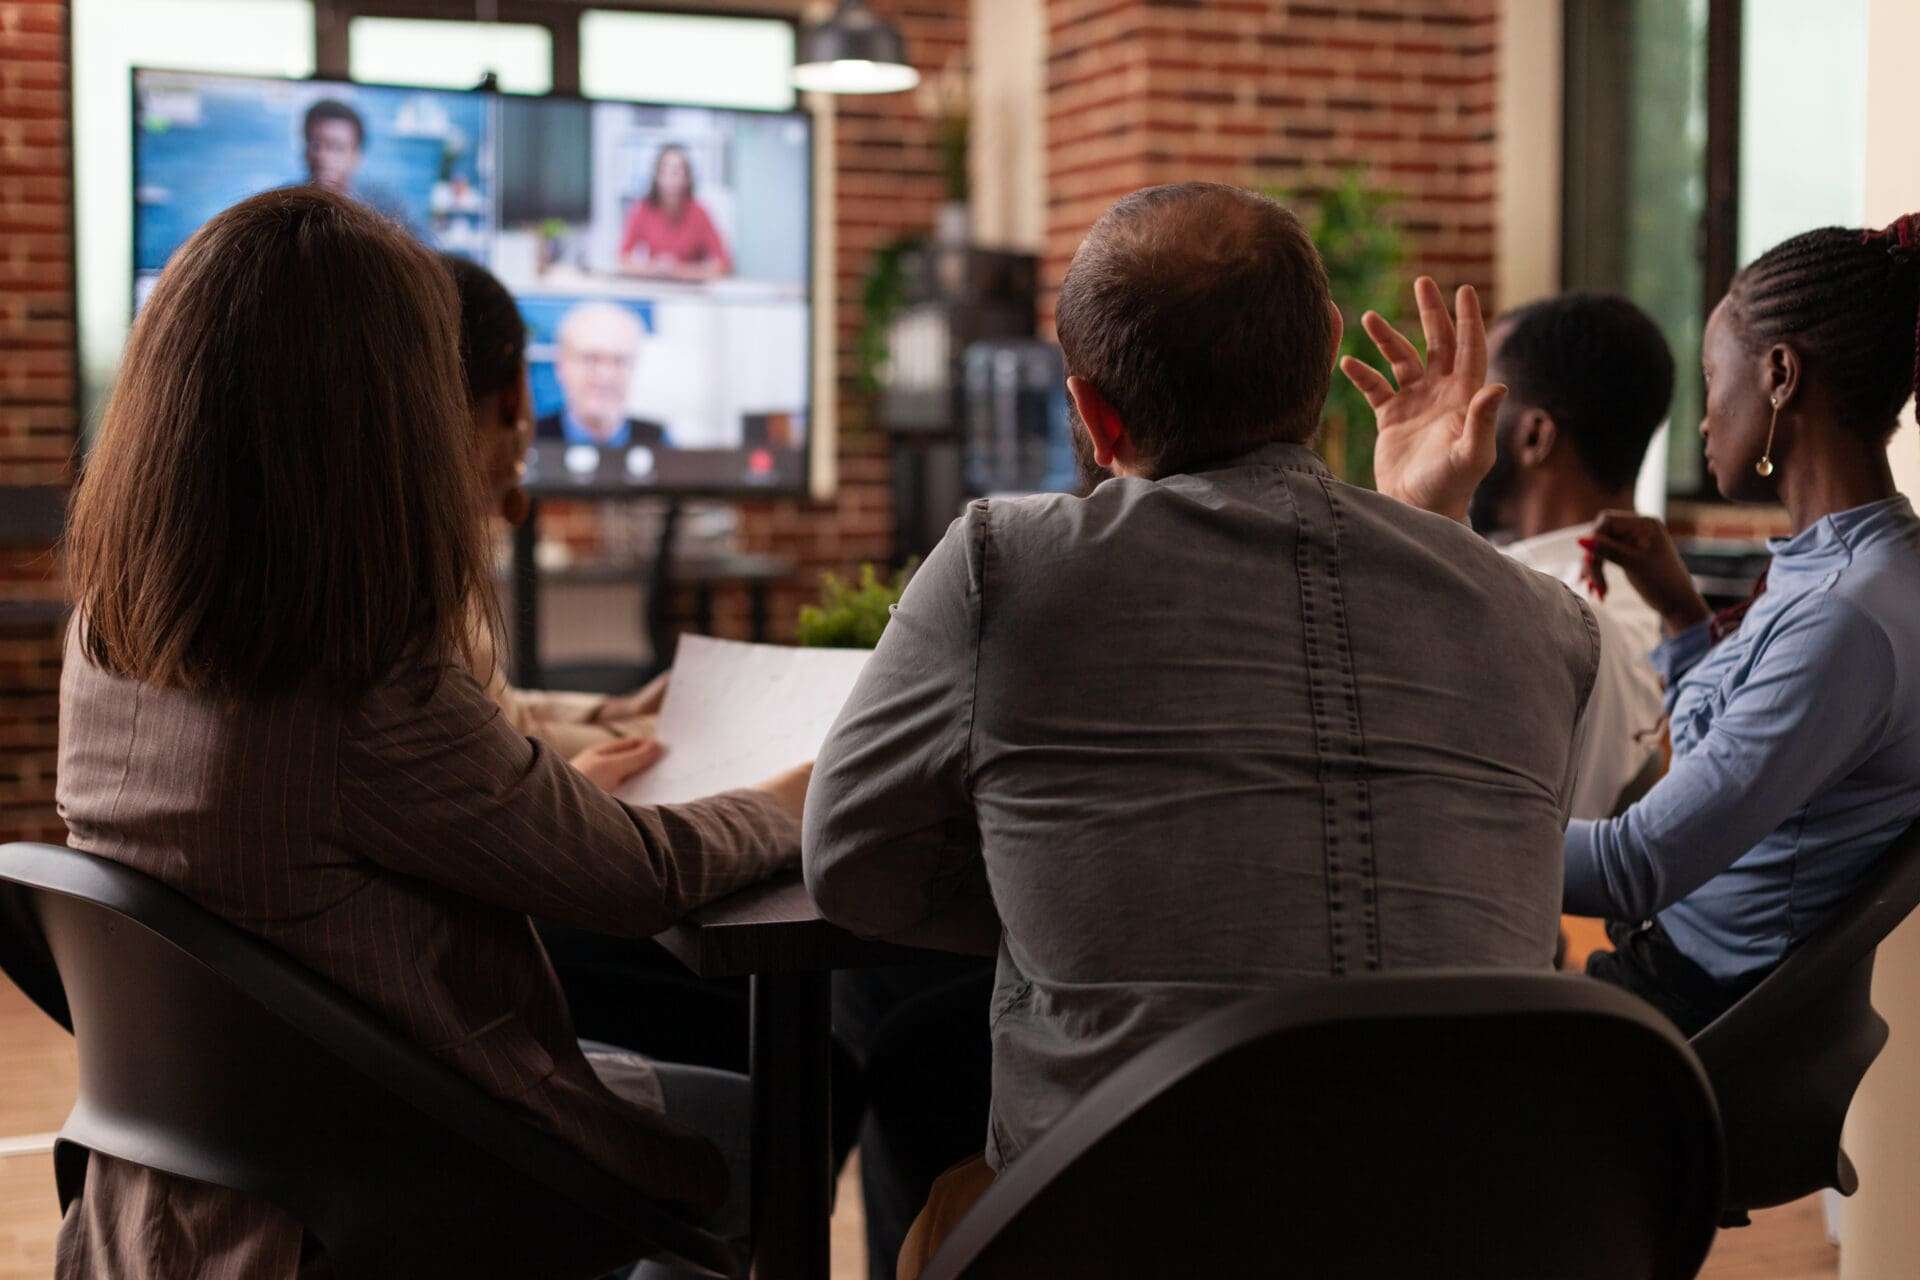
1275,171,1407,488
937,112,970,204
796,561,917,649
856,235,923,398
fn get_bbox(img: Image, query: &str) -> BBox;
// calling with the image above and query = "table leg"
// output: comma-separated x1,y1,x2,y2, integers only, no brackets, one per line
750,584,770,643
749,971,832,1280
511,500,541,689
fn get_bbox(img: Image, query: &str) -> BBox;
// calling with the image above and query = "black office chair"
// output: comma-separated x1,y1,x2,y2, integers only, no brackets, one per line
1691,819,1920,1221
0,841,737,1280
922,971,1724,1280
0,879,69,1029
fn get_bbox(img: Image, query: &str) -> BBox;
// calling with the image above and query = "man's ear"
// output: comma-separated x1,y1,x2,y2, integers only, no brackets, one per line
1513,407,1558,469
1327,296,1344,358
1066,376,1137,472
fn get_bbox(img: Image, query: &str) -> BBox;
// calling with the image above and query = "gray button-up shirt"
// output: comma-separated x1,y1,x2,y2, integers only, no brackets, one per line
804,442,1599,1168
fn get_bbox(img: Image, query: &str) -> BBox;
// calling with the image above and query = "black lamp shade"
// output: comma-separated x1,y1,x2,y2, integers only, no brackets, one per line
793,0,920,94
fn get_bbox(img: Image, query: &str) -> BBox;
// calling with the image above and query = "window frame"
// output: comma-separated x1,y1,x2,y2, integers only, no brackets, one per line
314,1,803,97
1560,0,1743,503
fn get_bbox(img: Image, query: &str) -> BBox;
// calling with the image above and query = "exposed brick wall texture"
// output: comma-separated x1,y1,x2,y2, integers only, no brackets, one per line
1043,0,1500,326
0,0,71,845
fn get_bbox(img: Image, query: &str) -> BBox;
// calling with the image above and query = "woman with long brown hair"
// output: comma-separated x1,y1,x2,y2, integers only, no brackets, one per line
58,186,801,1277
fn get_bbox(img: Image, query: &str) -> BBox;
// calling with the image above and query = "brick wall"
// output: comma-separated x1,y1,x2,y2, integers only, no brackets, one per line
0,0,71,845
1044,0,1500,323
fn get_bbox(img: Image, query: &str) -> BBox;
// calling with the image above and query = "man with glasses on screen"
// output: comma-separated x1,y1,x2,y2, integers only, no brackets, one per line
536,301,671,456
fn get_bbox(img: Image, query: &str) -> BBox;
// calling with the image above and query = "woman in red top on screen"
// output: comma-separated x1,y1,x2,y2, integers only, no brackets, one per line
618,144,732,281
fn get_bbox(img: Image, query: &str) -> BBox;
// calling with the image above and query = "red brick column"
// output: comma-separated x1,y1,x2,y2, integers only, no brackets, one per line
1044,0,1500,326
0,0,72,844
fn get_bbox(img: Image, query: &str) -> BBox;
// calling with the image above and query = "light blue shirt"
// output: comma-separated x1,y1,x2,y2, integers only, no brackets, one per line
1565,496,1920,986
560,408,629,450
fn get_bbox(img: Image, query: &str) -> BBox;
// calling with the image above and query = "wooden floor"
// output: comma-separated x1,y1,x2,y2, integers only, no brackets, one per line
0,975,1836,1280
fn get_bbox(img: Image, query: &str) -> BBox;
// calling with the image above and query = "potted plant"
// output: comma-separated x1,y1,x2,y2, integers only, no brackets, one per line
796,561,916,649
918,58,970,245
1277,171,1407,488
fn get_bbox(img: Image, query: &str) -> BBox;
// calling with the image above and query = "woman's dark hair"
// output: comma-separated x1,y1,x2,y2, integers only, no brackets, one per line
441,253,526,402
1726,215,1920,442
646,143,694,208
67,186,494,698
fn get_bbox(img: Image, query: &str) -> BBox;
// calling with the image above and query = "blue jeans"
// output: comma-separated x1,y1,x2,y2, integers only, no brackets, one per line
583,1047,751,1278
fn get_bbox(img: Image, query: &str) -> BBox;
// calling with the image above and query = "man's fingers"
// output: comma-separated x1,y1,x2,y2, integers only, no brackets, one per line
1340,356,1396,409
1457,382,1506,468
1414,277,1456,377
1454,284,1489,384
1361,310,1424,387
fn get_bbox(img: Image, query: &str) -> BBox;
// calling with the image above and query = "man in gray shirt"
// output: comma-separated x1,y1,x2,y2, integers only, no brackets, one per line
804,184,1599,1203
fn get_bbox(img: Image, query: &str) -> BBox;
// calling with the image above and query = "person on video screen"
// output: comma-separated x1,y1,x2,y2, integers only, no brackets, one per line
535,301,671,450
302,99,417,235
618,144,733,282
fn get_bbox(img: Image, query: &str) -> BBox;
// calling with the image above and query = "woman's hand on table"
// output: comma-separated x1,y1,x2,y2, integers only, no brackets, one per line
571,737,665,792
1582,511,1712,638
753,762,814,825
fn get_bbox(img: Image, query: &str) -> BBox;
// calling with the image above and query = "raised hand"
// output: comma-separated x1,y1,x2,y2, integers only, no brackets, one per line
1340,277,1507,523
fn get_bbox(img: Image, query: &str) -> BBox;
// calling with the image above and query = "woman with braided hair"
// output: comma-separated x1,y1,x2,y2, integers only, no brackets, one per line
1557,215,1920,1031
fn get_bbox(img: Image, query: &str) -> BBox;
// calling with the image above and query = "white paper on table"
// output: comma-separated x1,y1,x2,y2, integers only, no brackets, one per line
615,634,872,806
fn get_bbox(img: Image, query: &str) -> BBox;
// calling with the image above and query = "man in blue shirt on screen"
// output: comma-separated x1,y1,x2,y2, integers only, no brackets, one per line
302,98,418,236
535,301,671,451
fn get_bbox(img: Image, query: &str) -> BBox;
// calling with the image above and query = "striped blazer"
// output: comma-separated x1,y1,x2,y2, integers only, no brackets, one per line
53,625,796,1279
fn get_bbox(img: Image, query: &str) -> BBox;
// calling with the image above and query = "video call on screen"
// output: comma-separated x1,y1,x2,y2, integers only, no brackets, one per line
133,69,814,494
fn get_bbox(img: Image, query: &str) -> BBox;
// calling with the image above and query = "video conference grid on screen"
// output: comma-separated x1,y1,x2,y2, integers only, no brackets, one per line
133,69,813,494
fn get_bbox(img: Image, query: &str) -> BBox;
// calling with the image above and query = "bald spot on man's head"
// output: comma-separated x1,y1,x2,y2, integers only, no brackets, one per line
1056,182,1337,479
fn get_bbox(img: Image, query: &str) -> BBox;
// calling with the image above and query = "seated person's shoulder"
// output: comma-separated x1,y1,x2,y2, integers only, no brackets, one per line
1332,482,1599,646
954,479,1166,577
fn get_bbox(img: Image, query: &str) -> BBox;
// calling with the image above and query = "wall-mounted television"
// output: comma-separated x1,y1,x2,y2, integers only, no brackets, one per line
131,68,814,496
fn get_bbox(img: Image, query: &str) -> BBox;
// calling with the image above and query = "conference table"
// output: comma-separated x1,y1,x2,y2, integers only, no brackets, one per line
654,871,951,1280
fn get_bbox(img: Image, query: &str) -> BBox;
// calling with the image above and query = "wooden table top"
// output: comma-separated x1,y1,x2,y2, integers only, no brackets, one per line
653,871,943,978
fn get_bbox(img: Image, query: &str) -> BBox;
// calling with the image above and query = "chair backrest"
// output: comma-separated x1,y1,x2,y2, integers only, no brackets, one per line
0,879,69,1030
923,972,1724,1280
0,842,735,1280
1691,818,1920,1213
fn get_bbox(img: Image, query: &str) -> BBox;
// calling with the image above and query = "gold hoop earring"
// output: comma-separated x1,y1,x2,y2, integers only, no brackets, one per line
1756,398,1781,477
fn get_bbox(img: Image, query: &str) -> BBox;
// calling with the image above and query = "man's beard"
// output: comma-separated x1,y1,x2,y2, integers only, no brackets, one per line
1069,405,1109,494
1468,437,1518,536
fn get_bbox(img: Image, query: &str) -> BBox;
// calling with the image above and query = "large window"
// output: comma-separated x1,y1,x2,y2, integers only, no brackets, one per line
72,0,316,424
1564,0,1876,502
1563,0,1711,497
348,17,553,94
580,10,795,109
1737,0,1867,265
